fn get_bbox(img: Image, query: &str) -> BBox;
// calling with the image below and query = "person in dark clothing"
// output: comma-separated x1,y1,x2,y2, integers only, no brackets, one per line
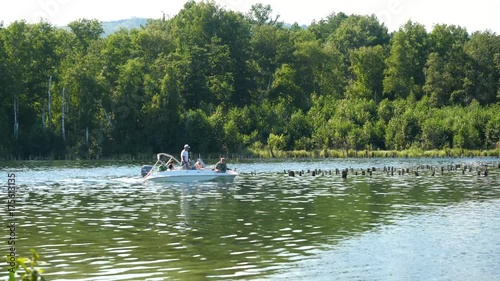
214,158,230,172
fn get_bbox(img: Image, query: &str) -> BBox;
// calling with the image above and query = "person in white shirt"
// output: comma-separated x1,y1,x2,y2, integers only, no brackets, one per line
181,144,190,169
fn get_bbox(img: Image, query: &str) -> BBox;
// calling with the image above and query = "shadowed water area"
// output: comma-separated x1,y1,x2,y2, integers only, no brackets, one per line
1,158,499,280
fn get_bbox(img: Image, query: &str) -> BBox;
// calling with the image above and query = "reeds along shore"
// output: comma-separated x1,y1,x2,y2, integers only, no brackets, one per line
247,148,500,159
1,148,500,161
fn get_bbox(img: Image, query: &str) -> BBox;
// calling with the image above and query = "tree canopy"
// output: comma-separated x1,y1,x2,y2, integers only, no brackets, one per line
1,0,499,159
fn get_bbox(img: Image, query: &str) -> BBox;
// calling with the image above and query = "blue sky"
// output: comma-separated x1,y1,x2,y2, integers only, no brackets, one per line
2,0,499,33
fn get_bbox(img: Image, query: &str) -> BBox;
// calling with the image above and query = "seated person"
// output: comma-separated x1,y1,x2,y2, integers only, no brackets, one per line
158,163,168,172
195,160,204,169
214,158,230,173
167,159,174,170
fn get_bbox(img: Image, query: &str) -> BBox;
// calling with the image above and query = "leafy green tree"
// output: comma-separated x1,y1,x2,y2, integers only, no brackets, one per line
223,119,245,152
347,45,385,102
101,29,133,86
0,26,10,118
270,64,301,107
58,20,109,157
424,25,469,107
420,111,453,149
328,14,389,58
347,126,368,150
327,118,355,150
423,53,450,107
246,3,281,26
226,106,255,138
285,110,312,150
249,24,292,103
181,109,213,153
292,36,322,98
206,36,234,106
385,109,421,150
463,31,500,105
171,1,253,109
453,122,481,149
368,119,387,149
142,55,186,151
310,98,376,150
1,21,60,156
267,133,286,157
62,39,108,157
383,21,429,100
0,23,14,155
131,21,175,64
315,42,346,99
451,100,485,149
377,98,394,123
221,13,253,107
308,12,348,42
67,19,104,52
1,4,499,158
111,58,146,153
209,106,227,152
428,24,468,56
293,35,345,100
334,98,377,126
243,98,292,148
484,104,500,148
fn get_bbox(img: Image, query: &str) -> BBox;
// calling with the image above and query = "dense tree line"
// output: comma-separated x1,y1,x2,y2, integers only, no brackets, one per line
1,1,499,159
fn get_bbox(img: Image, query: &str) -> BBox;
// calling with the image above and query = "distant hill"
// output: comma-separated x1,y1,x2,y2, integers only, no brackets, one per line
99,17,307,36
101,17,148,36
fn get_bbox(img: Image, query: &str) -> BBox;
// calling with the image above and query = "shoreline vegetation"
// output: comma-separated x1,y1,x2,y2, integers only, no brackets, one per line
2,148,499,162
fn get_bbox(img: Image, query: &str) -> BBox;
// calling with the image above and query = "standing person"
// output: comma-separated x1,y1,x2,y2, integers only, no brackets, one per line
214,157,230,173
181,144,190,169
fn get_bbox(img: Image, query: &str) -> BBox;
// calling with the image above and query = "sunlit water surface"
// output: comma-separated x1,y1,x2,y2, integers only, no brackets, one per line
1,158,499,280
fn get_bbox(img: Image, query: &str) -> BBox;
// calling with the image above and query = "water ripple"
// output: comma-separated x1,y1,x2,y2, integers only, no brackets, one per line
0,159,498,280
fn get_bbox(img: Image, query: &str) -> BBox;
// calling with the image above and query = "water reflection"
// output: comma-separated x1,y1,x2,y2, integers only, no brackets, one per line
0,159,499,280
266,200,500,281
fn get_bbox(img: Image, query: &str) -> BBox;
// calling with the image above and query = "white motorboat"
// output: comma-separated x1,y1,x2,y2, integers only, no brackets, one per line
142,153,238,183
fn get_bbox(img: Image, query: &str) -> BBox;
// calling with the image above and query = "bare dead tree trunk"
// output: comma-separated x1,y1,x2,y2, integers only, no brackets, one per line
86,127,89,146
13,95,19,140
98,100,113,127
42,103,46,128
48,75,52,130
62,87,66,142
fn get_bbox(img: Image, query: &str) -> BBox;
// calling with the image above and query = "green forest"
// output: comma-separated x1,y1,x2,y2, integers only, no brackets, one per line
1,1,499,159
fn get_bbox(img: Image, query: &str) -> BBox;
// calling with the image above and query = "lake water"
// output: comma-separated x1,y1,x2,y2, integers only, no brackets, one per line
1,158,499,281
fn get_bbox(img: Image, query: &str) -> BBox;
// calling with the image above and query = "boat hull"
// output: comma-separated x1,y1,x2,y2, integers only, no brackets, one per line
144,169,238,183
